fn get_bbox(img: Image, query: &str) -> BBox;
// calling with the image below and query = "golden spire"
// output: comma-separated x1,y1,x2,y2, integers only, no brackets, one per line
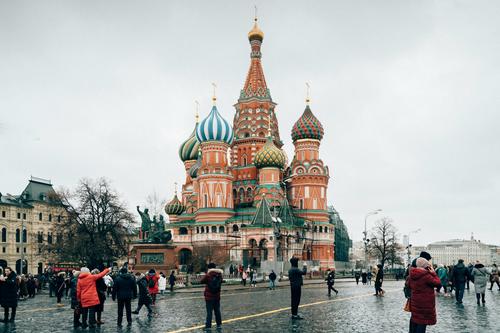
305,82,311,106
174,182,178,195
248,6,264,41
211,82,217,105
195,100,200,123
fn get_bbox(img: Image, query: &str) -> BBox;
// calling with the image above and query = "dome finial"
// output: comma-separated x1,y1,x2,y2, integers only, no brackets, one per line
305,82,311,106
248,8,264,41
254,5,258,23
195,100,200,123
174,182,178,195
211,82,217,105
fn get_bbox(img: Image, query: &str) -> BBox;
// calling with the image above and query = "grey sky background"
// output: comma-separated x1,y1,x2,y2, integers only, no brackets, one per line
1,1,499,246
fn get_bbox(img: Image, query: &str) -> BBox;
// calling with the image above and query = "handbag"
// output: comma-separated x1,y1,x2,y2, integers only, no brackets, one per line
403,299,411,312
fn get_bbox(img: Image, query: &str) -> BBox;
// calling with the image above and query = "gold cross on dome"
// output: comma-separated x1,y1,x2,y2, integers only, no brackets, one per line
195,100,200,123
305,82,311,105
174,182,178,195
212,82,217,105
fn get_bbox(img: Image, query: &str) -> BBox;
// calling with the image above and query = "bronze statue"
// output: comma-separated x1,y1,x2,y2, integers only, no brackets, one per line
136,206,172,243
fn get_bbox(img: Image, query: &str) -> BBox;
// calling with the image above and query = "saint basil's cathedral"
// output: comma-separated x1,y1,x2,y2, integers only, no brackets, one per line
164,18,334,271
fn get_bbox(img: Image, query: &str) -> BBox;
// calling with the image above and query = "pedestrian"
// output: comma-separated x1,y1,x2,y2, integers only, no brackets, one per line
112,267,137,327
354,271,361,285
229,264,234,278
241,270,247,287
49,275,56,297
77,266,110,329
70,271,82,328
466,263,473,290
436,265,450,296
132,272,153,317
374,264,384,296
471,261,489,305
27,275,36,298
65,273,71,298
361,271,367,285
488,263,500,290
408,257,441,333
269,270,277,290
249,269,254,287
145,269,159,305
0,267,18,322
55,272,66,305
288,257,307,320
103,273,114,297
367,271,372,285
200,262,223,331
326,268,338,296
92,268,107,325
451,259,470,304
168,271,176,293
158,272,166,295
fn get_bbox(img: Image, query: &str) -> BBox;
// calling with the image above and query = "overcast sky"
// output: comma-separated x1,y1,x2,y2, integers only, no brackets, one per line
1,0,499,246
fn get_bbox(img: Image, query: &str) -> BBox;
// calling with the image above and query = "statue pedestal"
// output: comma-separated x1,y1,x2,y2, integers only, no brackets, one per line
129,242,178,273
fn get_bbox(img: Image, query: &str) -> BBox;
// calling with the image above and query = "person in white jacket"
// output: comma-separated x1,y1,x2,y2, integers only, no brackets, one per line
158,272,167,295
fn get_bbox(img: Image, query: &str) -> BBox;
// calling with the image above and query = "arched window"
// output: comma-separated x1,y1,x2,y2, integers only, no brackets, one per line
48,214,52,222
219,226,225,233
200,226,204,233
1,228,6,242
196,227,200,234
47,233,53,244
314,226,318,233
22,229,27,243
16,229,20,243
179,227,188,235
325,227,328,233
299,199,304,210
319,226,323,233
211,226,217,233
247,188,252,201
238,188,245,202
37,232,43,243
242,155,247,166
232,224,239,232
38,213,42,221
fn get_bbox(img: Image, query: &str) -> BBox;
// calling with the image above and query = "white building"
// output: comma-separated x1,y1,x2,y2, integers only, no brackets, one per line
426,238,495,265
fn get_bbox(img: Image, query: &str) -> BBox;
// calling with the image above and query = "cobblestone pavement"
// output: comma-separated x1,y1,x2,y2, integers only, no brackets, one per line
2,281,500,332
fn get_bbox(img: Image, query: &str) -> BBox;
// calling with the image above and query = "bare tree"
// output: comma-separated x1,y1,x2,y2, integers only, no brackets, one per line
45,178,135,269
191,244,228,273
145,190,167,218
368,217,402,267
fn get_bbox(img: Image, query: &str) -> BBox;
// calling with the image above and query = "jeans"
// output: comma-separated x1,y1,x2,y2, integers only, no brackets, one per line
327,284,338,296
455,283,465,303
117,298,132,325
136,301,153,315
291,286,301,316
3,307,16,321
81,306,96,327
269,280,276,289
205,299,222,328
409,320,427,333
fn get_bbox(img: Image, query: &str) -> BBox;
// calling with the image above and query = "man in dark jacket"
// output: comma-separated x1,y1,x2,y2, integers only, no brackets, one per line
132,273,153,317
452,259,470,304
269,270,277,290
0,267,18,322
288,257,307,320
112,267,137,327
200,263,223,330
326,269,338,296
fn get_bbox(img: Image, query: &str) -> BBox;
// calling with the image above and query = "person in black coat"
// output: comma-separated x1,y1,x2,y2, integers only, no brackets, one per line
288,257,307,320
326,269,338,296
168,271,176,293
374,264,384,296
132,273,153,317
55,272,66,304
92,269,107,325
0,267,18,322
70,271,82,328
452,259,470,304
112,267,137,327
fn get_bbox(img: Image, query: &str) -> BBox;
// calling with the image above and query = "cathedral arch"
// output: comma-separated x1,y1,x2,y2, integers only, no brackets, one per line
179,227,188,235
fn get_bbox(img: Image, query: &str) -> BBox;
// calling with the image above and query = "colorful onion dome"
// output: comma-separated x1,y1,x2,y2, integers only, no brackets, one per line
254,137,286,169
291,105,324,142
164,194,185,215
188,154,202,179
178,125,200,162
196,105,234,144
248,19,264,41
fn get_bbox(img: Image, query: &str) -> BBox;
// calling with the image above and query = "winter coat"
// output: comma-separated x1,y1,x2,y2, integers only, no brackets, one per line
452,262,470,285
200,268,224,301
69,277,79,309
136,277,152,305
491,266,500,282
242,272,248,280
168,274,176,286
375,268,384,286
326,272,335,285
1,272,18,308
269,272,277,282
77,268,110,308
288,266,307,289
158,276,167,291
55,274,65,295
471,264,489,294
95,277,107,310
408,267,441,325
436,267,448,287
112,272,137,301
146,274,159,295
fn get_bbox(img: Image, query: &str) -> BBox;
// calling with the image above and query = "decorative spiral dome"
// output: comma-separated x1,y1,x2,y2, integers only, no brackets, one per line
178,126,199,162
291,105,324,142
164,195,185,215
248,19,264,41
188,154,202,179
254,137,286,169
196,105,234,144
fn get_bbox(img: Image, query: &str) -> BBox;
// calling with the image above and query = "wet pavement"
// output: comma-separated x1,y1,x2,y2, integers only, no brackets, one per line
2,281,500,332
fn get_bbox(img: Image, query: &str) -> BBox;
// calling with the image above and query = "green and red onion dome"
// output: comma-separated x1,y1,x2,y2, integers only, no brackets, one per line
178,125,200,162
291,105,324,142
254,137,286,169
164,195,185,215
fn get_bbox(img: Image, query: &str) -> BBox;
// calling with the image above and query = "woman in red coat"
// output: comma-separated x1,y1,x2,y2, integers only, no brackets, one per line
146,269,159,305
77,267,110,328
408,257,441,333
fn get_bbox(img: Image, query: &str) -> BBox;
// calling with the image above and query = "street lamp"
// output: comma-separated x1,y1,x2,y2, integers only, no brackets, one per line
363,209,382,271
405,228,421,266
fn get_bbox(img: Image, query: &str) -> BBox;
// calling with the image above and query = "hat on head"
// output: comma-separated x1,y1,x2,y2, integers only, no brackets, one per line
419,251,432,261
120,267,128,274
148,269,156,275
80,267,90,273
416,257,430,269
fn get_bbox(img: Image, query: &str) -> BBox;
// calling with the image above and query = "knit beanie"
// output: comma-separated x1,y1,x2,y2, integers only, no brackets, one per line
416,257,430,269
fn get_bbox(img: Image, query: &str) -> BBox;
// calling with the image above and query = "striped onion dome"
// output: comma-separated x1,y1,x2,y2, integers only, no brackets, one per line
196,105,234,144
164,195,185,215
254,137,286,169
178,125,200,162
291,105,324,142
188,153,202,179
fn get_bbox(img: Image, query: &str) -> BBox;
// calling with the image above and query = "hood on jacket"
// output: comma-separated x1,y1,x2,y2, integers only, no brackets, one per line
410,267,431,281
207,268,223,275
474,263,485,269
119,272,134,280
455,262,465,269
78,272,91,280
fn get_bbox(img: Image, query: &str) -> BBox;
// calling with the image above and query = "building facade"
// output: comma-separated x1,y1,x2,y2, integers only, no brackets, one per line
163,18,335,271
0,177,68,274
423,238,496,265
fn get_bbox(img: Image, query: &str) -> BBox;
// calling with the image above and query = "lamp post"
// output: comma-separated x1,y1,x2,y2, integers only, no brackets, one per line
405,228,421,265
363,209,382,271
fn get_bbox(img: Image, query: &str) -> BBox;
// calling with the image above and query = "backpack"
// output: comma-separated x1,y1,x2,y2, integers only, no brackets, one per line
148,277,155,288
208,274,222,293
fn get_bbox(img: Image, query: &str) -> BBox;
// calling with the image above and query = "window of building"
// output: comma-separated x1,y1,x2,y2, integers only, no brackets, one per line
47,233,53,244
2,247,5,253
204,194,208,208
16,247,19,253
1,211,5,218
38,232,43,243
22,229,27,243
17,213,21,219
233,224,239,232
211,226,217,233
49,214,52,222
219,226,225,233
16,229,20,243
56,234,62,243
39,212,42,221
22,213,26,220
196,227,199,234
23,247,26,253
38,247,41,254
179,227,188,235
57,215,61,222
325,227,328,233
314,226,318,232
319,226,323,233
1,228,6,242
299,199,304,210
